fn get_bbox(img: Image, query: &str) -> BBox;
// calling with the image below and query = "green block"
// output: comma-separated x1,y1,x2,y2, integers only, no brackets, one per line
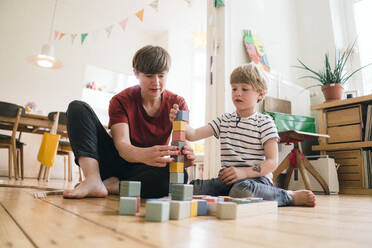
216,202,237,220
145,201,170,222
120,181,141,197
119,197,137,215
171,184,193,201
170,173,184,184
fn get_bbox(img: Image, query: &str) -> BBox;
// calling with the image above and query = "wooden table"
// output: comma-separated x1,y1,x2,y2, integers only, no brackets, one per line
0,113,67,138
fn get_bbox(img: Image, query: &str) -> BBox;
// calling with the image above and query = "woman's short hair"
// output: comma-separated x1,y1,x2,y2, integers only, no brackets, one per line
132,45,171,74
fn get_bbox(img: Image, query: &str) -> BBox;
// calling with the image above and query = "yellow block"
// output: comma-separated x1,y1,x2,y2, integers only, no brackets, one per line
37,132,61,167
190,200,198,217
172,120,186,131
170,162,184,173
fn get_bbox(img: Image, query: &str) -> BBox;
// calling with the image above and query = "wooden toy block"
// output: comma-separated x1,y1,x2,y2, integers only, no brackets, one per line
231,198,252,204
203,196,218,203
120,181,141,197
171,141,185,151
171,154,184,162
170,162,184,173
119,197,138,216
176,110,189,122
218,196,231,202
172,131,186,141
190,200,198,217
145,201,170,222
169,200,190,220
136,197,141,213
192,195,206,200
170,172,184,184
216,202,237,220
196,200,208,216
248,197,263,202
234,201,277,218
172,120,186,131
207,202,217,216
171,184,193,201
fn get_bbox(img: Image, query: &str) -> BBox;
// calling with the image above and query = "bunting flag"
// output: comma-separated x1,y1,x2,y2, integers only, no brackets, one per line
58,33,66,40
81,33,88,45
71,34,77,44
149,0,159,11
105,25,114,38
119,18,128,31
54,31,59,40
215,0,224,8
136,9,144,22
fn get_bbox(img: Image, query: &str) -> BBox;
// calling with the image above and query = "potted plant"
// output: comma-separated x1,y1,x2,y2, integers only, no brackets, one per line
295,41,371,102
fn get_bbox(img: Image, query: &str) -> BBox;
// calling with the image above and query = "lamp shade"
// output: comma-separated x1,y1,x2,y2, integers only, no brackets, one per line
27,44,63,69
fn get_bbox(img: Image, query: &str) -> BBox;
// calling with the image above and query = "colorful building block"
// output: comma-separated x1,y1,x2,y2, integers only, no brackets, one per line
170,162,184,173
176,110,189,122
218,196,231,202
231,198,252,204
216,202,237,220
190,200,198,217
171,184,193,201
119,197,138,216
172,120,186,131
172,155,184,162
196,200,208,216
120,181,141,197
169,200,190,220
171,141,185,151
170,172,184,184
145,201,170,222
172,131,186,141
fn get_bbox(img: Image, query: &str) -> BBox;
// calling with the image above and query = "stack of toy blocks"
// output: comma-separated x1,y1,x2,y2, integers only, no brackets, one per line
170,110,188,185
119,181,141,215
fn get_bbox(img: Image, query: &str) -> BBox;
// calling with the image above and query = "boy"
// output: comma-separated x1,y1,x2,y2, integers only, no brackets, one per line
170,63,315,207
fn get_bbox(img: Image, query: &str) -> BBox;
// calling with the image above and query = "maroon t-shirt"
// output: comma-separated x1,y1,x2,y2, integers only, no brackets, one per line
108,85,189,148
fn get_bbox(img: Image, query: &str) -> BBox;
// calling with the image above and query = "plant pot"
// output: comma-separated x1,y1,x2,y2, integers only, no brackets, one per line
321,84,344,103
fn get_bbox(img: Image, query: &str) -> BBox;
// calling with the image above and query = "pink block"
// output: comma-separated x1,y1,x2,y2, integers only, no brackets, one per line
136,197,141,213
172,131,185,141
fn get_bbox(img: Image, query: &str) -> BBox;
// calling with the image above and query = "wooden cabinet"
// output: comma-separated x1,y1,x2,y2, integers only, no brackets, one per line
312,94,372,194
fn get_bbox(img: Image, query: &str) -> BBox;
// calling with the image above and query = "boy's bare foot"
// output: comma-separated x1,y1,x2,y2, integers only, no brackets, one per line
63,177,108,198
103,177,120,195
288,190,316,207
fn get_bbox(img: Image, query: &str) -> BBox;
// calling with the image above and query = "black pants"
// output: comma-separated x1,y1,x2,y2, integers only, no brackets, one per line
66,100,187,198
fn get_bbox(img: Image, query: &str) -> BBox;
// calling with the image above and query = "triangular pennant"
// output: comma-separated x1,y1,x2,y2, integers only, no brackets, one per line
119,18,128,31
105,25,114,38
149,0,159,10
215,0,224,8
54,31,59,40
71,34,77,44
81,33,88,45
58,33,66,40
136,9,144,22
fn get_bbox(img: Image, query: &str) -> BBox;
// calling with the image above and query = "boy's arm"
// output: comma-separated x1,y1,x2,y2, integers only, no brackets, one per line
219,138,279,184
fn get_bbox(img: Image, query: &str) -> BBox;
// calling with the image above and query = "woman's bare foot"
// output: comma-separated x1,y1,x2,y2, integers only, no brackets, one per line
288,190,316,207
103,177,120,195
63,177,108,198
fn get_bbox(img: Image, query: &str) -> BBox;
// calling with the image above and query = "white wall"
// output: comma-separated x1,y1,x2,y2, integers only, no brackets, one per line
0,0,204,178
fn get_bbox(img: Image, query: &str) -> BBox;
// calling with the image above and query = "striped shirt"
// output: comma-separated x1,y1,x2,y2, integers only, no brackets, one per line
208,112,279,181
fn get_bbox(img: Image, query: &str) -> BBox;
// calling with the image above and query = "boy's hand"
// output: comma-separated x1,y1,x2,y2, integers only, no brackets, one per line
182,145,195,168
142,145,180,167
169,104,179,122
219,167,248,185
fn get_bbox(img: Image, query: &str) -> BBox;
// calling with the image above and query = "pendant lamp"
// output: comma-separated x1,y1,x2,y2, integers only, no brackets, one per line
27,0,62,69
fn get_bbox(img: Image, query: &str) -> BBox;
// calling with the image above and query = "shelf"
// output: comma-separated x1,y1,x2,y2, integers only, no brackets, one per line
311,94,372,110
312,141,372,151
340,188,372,195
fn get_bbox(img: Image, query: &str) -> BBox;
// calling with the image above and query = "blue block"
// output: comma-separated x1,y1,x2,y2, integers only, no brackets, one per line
171,141,185,151
119,197,137,215
120,181,141,197
196,199,208,216
145,201,170,222
175,110,189,122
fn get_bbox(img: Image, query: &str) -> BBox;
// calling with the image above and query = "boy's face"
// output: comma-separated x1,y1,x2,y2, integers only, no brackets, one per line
231,82,265,113
134,69,168,98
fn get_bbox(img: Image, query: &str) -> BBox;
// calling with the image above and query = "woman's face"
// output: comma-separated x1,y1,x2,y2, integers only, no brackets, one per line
135,70,168,99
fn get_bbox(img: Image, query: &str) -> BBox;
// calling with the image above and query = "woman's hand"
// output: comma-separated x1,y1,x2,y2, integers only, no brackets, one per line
141,145,180,167
182,144,195,168
219,167,248,185
169,104,179,122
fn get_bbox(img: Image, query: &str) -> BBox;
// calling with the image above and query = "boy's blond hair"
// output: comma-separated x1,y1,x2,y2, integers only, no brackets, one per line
230,63,268,94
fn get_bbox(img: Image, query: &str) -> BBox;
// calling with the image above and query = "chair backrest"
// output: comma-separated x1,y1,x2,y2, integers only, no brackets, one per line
0,101,25,117
48,112,67,125
263,97,291,114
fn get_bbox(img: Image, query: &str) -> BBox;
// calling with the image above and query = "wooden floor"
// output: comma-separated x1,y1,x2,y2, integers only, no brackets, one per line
1,177,372,248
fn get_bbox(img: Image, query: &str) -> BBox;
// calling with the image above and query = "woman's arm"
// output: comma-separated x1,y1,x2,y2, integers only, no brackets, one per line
219,138,279,184
111,123,179,167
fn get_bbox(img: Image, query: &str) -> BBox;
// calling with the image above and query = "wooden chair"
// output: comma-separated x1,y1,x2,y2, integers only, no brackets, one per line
0,101,26,179
38,112,82,182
